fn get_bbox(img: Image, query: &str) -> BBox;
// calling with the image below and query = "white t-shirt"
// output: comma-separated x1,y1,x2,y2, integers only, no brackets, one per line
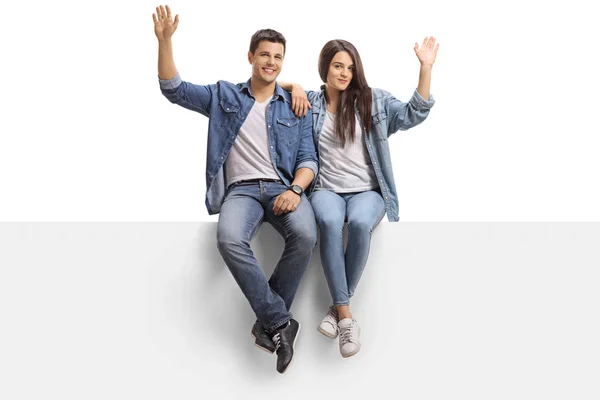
316,111,378,192
225,96,280,187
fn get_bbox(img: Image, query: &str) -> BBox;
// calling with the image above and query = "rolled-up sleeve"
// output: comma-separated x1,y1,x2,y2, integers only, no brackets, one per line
384,88,435,134
409,89,435,110
158,72,214,117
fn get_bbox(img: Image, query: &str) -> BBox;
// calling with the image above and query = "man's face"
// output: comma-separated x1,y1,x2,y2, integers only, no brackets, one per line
248,40,285,85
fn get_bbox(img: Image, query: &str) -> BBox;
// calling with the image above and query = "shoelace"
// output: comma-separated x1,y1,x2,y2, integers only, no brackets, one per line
272,332,282,352
339,322,355,345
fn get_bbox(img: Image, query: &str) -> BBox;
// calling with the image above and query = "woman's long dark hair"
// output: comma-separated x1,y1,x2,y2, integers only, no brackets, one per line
318,40,372,146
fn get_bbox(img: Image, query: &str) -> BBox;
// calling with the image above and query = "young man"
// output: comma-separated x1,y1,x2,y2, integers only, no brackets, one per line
153,5,317,374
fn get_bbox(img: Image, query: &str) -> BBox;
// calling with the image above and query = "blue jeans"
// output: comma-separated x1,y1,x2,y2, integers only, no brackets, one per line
310,189,386,306
217,180,317,333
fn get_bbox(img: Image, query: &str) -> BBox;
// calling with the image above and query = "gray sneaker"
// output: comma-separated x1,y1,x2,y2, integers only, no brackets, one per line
338,318,361,358
317,306,339,339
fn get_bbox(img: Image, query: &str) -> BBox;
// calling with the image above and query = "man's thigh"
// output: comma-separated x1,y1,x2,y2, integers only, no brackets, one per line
218,184,265,243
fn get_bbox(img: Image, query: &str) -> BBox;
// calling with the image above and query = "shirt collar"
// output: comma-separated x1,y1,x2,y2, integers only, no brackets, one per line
241,78,288,103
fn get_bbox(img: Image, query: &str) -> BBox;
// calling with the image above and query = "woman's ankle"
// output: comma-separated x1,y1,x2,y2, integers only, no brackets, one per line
336,305,352,320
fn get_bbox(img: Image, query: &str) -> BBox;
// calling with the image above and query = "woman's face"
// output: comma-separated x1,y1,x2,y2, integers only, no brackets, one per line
326,51,354,92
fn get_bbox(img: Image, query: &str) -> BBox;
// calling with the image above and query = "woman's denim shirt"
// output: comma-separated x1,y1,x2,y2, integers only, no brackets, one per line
307,88,434,222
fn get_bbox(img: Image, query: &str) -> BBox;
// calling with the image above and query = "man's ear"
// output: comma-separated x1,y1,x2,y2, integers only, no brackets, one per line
247,51,253,65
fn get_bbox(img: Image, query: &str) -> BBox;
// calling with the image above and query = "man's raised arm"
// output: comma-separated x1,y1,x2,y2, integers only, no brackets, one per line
153,5,213,117
153,5,179,80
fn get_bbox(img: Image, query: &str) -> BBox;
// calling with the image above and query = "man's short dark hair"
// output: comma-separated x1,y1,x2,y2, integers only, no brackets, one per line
249,29,286,55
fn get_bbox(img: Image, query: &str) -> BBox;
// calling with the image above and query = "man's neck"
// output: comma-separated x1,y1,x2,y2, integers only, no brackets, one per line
250,79,276,103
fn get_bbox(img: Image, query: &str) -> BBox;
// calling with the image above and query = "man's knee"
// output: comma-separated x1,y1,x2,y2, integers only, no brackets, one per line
290,222,317,251
216,227,247,254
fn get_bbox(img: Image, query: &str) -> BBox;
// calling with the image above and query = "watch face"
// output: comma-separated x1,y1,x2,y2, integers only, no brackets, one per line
291,185,302,195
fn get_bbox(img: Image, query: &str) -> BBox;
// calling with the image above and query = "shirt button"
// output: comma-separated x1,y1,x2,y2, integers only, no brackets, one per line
226,108,230,111
268,125,271,128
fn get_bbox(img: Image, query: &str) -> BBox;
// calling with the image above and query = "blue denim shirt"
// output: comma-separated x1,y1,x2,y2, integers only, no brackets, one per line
307,88,435,222
159,73,318,215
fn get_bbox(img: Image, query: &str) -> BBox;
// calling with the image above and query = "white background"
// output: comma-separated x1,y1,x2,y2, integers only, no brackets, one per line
1,0,599,222
1,2,599,398
1,222,599,399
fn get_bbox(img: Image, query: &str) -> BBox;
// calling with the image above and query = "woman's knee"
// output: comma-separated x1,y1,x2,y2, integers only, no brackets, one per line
347,218,375,235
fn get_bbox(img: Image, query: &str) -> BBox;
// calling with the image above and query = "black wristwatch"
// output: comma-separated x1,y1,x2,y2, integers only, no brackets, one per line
289,184,303,196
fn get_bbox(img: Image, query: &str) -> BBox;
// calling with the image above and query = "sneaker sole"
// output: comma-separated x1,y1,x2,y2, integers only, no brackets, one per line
317,325,338,339
279,323,301,374
250,332,275,354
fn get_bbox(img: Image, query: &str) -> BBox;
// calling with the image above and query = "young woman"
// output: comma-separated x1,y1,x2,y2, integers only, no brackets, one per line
282,37,438,358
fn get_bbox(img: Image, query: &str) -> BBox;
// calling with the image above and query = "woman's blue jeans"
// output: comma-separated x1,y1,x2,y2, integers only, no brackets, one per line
310,189,386,306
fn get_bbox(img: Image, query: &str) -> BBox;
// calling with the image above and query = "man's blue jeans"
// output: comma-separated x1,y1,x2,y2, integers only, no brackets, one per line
310,189,386,306
217,180,317,333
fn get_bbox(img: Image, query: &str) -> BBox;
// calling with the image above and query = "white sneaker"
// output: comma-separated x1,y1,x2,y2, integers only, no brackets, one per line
338,318,361,358
317,306,339,339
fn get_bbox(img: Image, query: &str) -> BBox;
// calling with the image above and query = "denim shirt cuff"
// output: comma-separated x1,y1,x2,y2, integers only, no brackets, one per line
410,89,435,110
295,161,318,178
159,72,182,90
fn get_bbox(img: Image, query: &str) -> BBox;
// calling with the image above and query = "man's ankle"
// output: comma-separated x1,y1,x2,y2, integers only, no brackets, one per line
271,320,290,336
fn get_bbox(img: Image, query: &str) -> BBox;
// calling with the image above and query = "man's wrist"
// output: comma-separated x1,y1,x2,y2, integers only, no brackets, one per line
289,184,303,196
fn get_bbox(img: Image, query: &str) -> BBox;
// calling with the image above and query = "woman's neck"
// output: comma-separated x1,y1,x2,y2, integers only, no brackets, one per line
325,84,341,114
